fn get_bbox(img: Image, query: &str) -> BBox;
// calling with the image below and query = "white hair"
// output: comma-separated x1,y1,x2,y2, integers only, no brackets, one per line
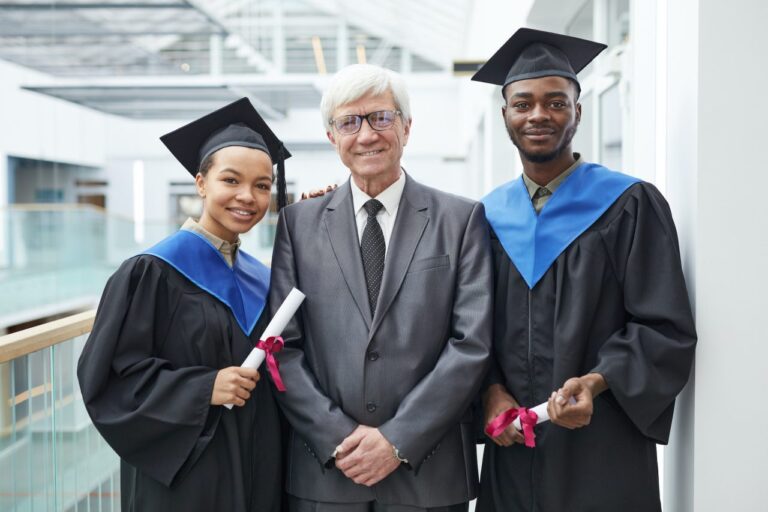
320,64,412,129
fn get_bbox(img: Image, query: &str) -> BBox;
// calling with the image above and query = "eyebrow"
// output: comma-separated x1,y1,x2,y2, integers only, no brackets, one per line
220,168,273,181
509,91,571,99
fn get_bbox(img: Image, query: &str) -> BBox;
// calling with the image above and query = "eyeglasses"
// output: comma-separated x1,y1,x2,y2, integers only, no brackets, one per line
329,110,402,135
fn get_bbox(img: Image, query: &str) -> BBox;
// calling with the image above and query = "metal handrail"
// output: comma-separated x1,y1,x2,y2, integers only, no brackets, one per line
0,310,95,363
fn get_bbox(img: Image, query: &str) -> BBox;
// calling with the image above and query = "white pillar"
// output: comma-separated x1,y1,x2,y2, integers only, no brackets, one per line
209,34,223,76
337,20,348,71
273,2,285,73
663,0,699,509
664,0,768,510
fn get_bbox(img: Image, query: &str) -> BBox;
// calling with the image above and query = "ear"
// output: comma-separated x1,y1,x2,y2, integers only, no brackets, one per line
195,173,206,198
501,104,507,118
402,118,412,146
575,102,582,126
326,130,337,147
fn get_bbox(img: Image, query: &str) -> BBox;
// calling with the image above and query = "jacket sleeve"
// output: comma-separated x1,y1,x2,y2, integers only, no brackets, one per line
269,209,358,463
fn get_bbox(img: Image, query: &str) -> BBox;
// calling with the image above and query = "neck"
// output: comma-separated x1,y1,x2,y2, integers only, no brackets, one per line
521,150,576,187
197,213,238,244
352,169,400,198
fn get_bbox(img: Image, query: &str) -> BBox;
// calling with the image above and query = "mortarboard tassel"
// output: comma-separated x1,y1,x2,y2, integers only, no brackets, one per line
276,144,288,210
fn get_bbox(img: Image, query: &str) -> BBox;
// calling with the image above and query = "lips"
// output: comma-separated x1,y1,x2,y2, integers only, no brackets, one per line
227,207,258,220
357,149,384,157
523,129,556,142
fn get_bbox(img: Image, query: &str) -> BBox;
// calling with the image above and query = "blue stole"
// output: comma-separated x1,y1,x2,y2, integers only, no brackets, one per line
143,230,270,336
482,163,640,289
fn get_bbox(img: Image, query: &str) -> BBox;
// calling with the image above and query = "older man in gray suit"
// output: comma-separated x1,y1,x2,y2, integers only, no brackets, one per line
269,63,492,512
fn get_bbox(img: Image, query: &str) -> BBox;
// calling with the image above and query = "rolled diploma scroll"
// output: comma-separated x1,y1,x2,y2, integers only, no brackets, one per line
511,397,576,430
224,287,306,409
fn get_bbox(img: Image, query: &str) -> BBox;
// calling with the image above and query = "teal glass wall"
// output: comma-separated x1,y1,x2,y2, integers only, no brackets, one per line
0,334,120,511
0,206,174,323
0,204,274,324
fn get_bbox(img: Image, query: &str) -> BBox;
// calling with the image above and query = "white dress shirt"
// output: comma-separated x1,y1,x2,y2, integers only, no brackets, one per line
350,171,406,255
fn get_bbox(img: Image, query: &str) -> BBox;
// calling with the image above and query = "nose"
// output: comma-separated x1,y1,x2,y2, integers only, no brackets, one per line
528,103,550,123
235,185,256,204
356,118,380,143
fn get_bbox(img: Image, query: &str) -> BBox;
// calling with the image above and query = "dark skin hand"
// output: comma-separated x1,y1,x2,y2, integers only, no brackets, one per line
483,383,525,446
547,373,608,429
484,373,608,443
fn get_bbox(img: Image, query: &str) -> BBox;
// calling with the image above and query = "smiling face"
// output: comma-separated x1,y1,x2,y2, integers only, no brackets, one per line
326,90,411,192
502,75,581,164
194,145,273,242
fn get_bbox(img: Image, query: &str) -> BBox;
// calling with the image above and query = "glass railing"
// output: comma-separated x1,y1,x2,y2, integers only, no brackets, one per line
0,205,277,325
0,311,121,512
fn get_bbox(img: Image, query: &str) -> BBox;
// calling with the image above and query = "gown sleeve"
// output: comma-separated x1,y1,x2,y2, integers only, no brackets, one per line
77,256,220,486
591,184,697,443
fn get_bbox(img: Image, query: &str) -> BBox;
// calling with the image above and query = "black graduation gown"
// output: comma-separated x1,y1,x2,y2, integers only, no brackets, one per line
77,255,284,512
477,183,697,512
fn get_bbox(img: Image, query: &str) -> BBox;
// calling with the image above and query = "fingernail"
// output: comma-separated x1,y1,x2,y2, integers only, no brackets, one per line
556,394,566,405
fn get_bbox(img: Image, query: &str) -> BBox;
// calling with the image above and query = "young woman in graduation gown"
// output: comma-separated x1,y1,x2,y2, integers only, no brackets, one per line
77,98,291,512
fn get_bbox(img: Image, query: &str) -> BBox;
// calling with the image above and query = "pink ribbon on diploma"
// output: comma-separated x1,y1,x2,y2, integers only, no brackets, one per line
485,407,539,448
255,336,286,392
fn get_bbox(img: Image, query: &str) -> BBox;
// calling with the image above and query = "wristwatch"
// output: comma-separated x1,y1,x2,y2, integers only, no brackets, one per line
391,445,409,464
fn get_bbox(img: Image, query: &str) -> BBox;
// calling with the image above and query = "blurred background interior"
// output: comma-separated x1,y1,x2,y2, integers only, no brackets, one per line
0,0,765,510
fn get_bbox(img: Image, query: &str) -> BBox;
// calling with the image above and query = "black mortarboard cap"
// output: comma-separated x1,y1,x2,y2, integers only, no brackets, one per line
160,97,292,209
471,28,607,93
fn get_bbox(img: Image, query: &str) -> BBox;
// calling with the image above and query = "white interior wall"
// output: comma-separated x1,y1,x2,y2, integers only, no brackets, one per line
0,60,108,170
459,0,532,191
662,0,699,509
647,0,768,510
689,0,768,509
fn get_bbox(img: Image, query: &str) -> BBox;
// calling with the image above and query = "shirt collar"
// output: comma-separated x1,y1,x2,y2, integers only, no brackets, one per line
522,153,583,199
181,217,241,253
350,170,406,216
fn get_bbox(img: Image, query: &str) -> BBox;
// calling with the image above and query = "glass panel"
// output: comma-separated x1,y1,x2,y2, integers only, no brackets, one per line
573,92,594,163
600,83,623,170
0,197,283,323
0,335,121,511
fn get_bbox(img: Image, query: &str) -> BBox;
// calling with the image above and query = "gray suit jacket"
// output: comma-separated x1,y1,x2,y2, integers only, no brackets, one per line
269,174,492,508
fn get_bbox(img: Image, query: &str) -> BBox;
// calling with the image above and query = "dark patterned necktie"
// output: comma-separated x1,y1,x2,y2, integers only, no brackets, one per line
361,199,385,316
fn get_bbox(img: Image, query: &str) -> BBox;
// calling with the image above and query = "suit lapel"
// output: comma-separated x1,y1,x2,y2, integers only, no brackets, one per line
324,182,372,329
369,176,429,337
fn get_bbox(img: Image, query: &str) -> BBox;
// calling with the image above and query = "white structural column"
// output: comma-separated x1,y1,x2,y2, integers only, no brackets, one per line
210,34,223,76
664,0,768,510
663,0,698,509
337,20,348,71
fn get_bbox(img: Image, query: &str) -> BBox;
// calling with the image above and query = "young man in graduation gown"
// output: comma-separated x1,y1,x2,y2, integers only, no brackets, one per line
268,64,493,512
77,98,289,512
471,29,697,511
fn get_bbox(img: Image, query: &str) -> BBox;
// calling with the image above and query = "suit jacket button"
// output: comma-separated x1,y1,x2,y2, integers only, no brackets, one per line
368,351,379,361
366,402,377,413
